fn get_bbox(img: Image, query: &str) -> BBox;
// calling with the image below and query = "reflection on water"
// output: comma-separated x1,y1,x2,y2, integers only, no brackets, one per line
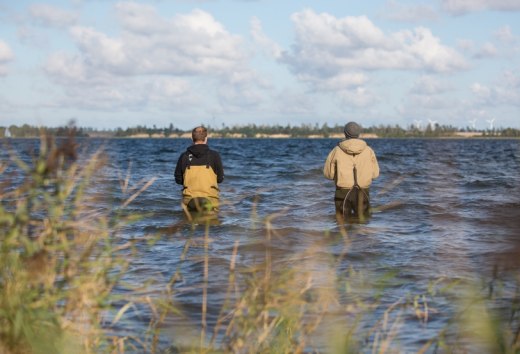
2,137,520,351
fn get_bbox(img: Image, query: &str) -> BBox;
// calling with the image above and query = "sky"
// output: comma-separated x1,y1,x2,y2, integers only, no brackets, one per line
0,0,519,131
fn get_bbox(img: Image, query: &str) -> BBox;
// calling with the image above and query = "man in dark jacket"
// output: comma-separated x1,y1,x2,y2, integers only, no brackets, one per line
175,126,224,211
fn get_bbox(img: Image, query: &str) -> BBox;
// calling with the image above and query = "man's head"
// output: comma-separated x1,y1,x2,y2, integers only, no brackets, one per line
192,126,208,144
344,122,361,139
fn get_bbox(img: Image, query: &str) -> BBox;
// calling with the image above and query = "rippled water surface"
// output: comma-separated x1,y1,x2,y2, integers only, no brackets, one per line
4,137,520,351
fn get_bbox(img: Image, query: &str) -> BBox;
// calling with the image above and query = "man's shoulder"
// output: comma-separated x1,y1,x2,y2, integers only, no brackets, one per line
208,148,222,157
177,150,189,159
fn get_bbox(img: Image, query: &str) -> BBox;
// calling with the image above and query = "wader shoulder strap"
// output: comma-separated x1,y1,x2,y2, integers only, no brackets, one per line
344,149,360,188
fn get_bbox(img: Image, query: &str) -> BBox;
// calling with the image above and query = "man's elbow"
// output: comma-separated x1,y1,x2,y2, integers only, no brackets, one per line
323,169,333,180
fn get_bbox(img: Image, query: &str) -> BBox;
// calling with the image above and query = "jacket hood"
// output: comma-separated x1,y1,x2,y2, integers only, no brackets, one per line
187,144,209,158
338,138,367,155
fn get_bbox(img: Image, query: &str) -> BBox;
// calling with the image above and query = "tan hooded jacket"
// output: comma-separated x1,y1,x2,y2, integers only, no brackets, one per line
323,138,379,189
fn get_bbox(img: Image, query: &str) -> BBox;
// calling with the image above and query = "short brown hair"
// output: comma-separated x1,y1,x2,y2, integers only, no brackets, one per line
192,126,207,142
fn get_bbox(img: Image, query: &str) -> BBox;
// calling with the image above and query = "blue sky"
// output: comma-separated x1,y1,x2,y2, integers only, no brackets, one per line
0,0,519,130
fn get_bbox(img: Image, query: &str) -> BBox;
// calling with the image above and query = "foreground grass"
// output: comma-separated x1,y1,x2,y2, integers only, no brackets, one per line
1,135,520,353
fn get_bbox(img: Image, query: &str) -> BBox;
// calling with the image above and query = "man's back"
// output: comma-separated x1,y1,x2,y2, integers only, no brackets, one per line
323,138,379,189
323,121,379,218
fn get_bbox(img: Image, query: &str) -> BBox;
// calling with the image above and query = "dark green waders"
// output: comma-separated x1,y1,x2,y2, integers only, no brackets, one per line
334,165,371,218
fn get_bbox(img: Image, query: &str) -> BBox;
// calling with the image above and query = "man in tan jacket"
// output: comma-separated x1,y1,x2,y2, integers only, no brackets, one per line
323,122,379,218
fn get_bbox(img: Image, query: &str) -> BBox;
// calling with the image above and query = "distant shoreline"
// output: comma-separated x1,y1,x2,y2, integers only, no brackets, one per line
73,131,517,139
4,123,518,139
3,130,519,140
4,134,519,140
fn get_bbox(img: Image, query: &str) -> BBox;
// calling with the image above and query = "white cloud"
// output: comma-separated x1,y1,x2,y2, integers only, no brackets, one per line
494,26,515,43
70,26,129,71
471,71,520,107
473,42,498,59
45,52,103,85
250,17,282,58
62,4,248,76
411,95,456,111
456,39,474,51
471,82,492,99
43,3,263,114
0,40,14,76
379,1,439,23
17,26,50,49
217,69,271,110
337,87,377,108
299,72,368,92
281,9,468,92
29,4,78,28
273,90,315,115
398,75,458,123
410,75,451,95
441,0,520,15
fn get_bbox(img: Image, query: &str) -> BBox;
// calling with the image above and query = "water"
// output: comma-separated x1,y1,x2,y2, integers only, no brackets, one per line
3,137,520,351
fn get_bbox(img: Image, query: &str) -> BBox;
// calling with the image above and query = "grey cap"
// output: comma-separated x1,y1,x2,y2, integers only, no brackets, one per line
344,121,361,139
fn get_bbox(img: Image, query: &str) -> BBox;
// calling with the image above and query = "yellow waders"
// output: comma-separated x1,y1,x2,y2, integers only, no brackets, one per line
182,165,219,210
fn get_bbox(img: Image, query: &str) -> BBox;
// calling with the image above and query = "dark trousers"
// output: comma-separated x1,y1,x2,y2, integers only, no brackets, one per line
334,188,370,217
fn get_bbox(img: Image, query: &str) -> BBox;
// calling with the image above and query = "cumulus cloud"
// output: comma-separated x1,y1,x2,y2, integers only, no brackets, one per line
281,9,468,92
43,2,261,112
441,0,520,15
398,75,458,123
299,72,368,92
29,4,78,28
273,90,315,115
471,82,492,99
216,69,272,110
494,26,516,43
473,42,498,59
250,17,282,58
410,75,451,95
379,1,439,23
61,3,247,77
0,40,14,76
456,39,474,52
471,71,520,107
337,87,377,108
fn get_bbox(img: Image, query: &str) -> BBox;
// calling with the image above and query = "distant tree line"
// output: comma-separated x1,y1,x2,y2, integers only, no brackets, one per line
0,124,89,138
113,123,183,137
1,123,519,138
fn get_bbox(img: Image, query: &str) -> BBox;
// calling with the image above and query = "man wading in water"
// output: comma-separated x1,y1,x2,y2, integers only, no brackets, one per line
175,126,224,212
323,121,379,219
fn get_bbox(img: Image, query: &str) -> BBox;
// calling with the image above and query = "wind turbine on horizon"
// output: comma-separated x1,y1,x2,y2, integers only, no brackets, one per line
428,119,437,130
468,119,477,131
486,118,495,130
413,119,422,130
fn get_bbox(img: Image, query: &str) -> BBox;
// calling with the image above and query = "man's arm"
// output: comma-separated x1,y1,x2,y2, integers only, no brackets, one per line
213,151,224,183
323,148,336,180
371,149,380,179
174,153,185,185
